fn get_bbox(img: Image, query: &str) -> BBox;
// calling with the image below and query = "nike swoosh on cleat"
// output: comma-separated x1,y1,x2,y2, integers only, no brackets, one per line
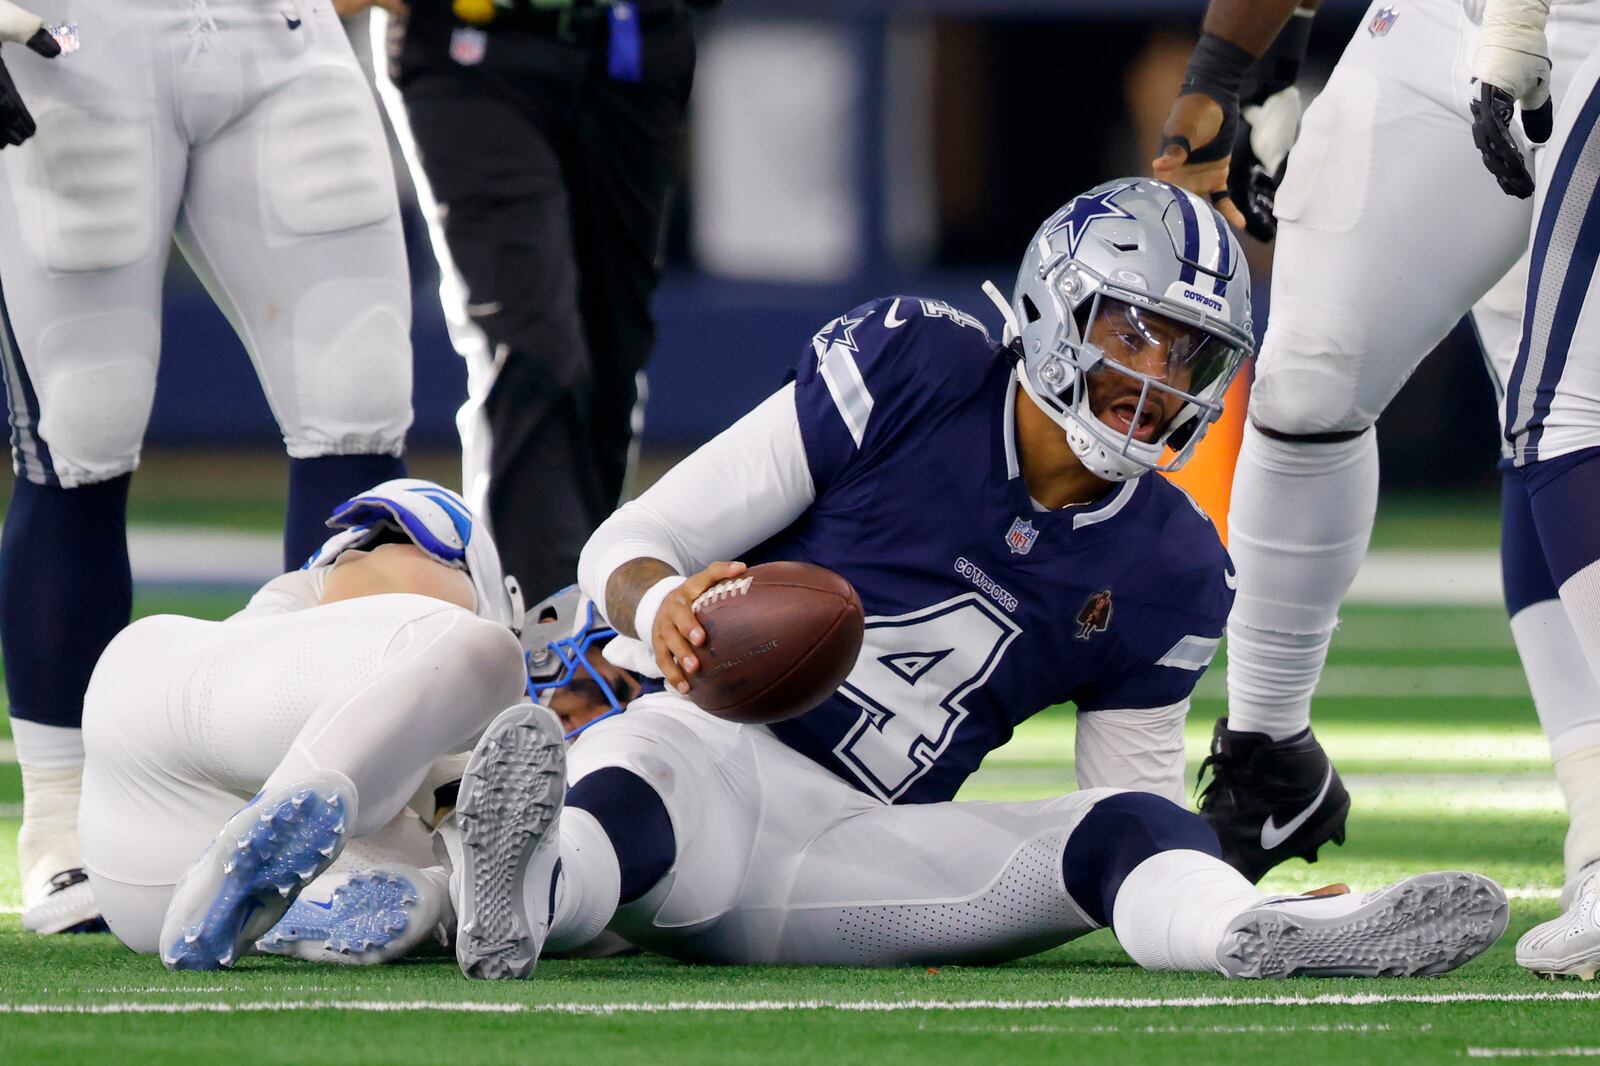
303,898,335,911
1224,568,1238,590
1259,764,1335,851
284,14,302,29
884,298,908,329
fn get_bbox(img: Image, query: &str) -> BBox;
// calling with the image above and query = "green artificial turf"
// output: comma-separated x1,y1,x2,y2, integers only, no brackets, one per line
1,598,1590,1064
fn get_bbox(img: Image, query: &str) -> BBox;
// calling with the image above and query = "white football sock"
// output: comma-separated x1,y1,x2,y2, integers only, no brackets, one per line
1555,745,1600,897
17,763,85,905
1226,424,1379,740
10,718,84,768
543,807,622,953
1111,849,1264,973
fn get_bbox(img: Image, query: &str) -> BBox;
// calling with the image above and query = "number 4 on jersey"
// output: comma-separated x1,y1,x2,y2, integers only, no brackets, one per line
834,594,1020,802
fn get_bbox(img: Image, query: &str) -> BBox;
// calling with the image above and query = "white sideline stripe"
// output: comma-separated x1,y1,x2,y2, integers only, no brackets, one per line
0,739,13,762
1469,1051,1600,1059
1193,664,1530,700
924,1022,1417,1035
115,530,1503,605
1347,550,1500,606
5,991,1600,1016
128,527,279,586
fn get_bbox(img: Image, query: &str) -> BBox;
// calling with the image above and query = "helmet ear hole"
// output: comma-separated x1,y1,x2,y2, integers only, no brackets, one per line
1022,294,1041,323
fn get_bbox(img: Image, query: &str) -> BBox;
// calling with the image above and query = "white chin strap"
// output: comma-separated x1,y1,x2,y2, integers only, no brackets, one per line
981,280,1021,347
1015,365,1152,483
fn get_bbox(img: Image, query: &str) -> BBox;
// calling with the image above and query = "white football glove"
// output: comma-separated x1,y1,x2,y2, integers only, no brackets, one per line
1470,0,1554,198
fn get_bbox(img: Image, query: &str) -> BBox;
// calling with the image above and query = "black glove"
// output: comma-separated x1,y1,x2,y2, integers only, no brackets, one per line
1225,10,1312,242
0,27,62,150
1162,32,1255,166
1470,80,1552,200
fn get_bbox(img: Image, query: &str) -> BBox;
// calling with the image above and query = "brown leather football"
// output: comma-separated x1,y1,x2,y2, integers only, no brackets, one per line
685,561,865,725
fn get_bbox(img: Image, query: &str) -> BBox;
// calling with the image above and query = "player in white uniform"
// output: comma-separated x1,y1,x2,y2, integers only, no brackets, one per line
77,478,581,975
1155,0,1600,892
1469,0,1600,979
0,0,415,936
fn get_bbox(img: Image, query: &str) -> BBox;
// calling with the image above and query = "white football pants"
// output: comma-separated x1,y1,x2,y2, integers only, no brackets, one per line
79,593,526,954
564,695,1109,966
0,0,413,488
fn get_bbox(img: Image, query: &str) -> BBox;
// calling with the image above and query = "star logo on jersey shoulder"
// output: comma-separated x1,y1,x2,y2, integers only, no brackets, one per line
1042,183,1139,258
1075,587,1114,641
815,310,871,355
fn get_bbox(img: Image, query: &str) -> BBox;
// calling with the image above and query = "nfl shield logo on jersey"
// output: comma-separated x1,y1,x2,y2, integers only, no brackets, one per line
1075,588,1113,640
1005,517,1039,555
1368,5,1399,36
450,26,488,66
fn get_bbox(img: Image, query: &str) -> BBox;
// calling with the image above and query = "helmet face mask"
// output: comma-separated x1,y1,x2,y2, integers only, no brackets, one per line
1007,180,1256,482
523,585,630,739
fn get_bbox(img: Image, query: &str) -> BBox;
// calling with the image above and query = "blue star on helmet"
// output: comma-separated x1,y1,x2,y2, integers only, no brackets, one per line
1041,182,1139,258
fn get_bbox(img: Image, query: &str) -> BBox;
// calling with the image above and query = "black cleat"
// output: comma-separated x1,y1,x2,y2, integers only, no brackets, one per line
1196,717,1351,884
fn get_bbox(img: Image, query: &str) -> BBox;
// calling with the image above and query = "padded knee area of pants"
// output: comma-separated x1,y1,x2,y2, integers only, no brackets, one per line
30,107,157,271
33,313,158,479
1250,297,1375,436
263,67,394,236
386,609,527,718
284,280,412,455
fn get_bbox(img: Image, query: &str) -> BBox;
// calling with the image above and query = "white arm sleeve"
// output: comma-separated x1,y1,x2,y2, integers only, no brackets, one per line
1074,701,1191,807
577,382,817,621
227,569,328,621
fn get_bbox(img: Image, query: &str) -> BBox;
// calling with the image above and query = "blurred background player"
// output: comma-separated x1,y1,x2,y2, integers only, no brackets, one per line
1470,0,1600,979
0,0,415,935
359,0,713,602
1155,0,1600,884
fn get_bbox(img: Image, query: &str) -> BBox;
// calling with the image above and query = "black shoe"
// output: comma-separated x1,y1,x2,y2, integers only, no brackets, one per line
1196,717,1351,884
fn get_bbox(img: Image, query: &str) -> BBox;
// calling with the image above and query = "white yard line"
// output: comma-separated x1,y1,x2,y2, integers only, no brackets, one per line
127,527,279,586
3,991,1600,1016
1193,665,1530,700
1347,550,1500,606
921,1021,1420,1035
1468,1051,1600,1059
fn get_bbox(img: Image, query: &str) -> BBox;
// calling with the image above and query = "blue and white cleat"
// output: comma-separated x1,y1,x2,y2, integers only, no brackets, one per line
159,771,357,971
442,703,566,980
257,863,452,966
1217,871,1508,978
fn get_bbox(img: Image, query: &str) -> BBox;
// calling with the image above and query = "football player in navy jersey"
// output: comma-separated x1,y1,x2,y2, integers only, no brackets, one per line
442,178,1510,981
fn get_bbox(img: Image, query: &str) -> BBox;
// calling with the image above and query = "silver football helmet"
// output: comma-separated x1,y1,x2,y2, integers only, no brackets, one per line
985,178,1256,482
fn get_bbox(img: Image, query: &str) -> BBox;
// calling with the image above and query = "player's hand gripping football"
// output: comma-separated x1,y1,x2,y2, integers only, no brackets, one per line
653,560,747,694
0,0,62,150
1470,0,1554,199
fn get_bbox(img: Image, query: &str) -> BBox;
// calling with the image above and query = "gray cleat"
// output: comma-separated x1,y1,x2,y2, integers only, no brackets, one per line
446,703,566,980
1217,871,1509,979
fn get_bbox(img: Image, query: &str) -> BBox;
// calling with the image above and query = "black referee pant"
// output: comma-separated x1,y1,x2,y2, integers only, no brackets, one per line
391,3,696,601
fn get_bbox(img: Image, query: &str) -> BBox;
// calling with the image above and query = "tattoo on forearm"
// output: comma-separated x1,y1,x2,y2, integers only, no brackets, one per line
606,557,679,639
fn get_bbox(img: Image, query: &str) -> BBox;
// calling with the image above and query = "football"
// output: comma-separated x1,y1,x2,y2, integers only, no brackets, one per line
685,561,866,725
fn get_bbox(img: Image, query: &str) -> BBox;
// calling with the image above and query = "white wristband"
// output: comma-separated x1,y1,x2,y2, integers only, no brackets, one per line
631,574,687,643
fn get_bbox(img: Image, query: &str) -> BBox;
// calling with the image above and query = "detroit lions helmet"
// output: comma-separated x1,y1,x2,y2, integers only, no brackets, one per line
523,584,629,739
988,178,1255,482
303,478,524,630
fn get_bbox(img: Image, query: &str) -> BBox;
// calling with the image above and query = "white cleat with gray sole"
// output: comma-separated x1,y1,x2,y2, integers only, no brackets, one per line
1518,870,1600,980
1217,871,1509,979
445,703,566,980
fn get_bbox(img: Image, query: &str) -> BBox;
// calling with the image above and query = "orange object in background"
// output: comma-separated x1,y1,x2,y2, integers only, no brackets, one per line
1163,369,1250,546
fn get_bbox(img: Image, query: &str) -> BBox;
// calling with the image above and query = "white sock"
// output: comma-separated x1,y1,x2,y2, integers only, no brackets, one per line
1226,424,1379,739
543,808,622,953
1110,849,1264,973
10,719,85,768
17,763,85,903
1555,745,1600,895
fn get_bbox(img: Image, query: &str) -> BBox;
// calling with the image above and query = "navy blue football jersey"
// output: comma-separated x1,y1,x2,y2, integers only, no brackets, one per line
751,296,1235,804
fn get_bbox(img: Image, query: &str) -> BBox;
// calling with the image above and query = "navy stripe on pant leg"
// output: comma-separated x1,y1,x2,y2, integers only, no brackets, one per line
1506,72,1600,464
0,267,58,486
1060,791,1222,927
566,767,676,904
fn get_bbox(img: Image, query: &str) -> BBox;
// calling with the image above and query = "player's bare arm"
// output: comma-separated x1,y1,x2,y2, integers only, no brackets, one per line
1153,0,1319,235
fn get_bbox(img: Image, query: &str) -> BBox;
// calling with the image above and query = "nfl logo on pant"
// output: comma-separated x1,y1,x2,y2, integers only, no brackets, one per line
1368,5,1399,36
